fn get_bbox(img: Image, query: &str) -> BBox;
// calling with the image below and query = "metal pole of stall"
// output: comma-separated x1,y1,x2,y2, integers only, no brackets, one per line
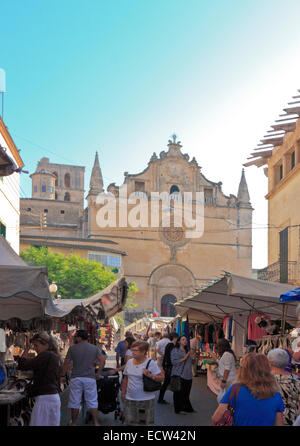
281,304,288,335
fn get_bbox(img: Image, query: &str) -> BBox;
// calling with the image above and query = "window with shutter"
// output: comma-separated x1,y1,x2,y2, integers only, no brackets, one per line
279,228,288,283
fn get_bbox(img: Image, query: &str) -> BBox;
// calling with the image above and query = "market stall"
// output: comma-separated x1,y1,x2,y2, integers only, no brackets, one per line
47,276,128,351
0,235,128,425
174,273,299,394
0,235,55,425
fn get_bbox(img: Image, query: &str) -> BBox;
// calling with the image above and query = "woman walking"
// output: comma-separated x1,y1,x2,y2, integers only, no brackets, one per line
170,336,195,414
17,332,62,426
121,341,164,425
212,353,285,426
268,348,300,425
208,338,237,402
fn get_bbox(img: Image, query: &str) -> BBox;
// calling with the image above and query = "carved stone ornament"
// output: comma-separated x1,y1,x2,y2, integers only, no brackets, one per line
162,225,185,243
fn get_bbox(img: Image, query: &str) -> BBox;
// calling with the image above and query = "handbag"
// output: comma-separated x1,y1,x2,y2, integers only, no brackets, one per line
143,359,162,392
168,357,187,393
168,375,181,392
215,384,241,426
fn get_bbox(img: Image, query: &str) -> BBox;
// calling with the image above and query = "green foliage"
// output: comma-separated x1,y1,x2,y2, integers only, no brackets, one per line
114,315,124,328
20,246,116,299
125,281,138,309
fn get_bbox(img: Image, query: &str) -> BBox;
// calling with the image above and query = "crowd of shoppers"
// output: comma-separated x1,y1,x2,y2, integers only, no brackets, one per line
14,303,300,426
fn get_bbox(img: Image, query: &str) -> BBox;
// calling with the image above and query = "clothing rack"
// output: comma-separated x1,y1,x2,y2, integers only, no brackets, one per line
256,334,292,355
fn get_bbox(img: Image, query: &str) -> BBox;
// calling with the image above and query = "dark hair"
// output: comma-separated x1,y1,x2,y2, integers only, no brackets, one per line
125,336,135,348
216,338,236,361
175,336,188,352
154,332,161,337
75,330,89,341
170,332,179,341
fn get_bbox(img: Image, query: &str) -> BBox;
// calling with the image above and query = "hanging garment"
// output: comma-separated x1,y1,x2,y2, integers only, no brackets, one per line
208,324,215,344
223,316,232,341
0,329,6,352
231,314,248,358
223,317,230,339
248,313,270,342
228,318,233,342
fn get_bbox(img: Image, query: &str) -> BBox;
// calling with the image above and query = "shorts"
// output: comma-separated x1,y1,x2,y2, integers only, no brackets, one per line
124,398,155,426
68,377,98,410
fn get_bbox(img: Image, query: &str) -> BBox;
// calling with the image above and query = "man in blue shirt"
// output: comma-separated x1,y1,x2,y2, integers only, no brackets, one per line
115,331,132,368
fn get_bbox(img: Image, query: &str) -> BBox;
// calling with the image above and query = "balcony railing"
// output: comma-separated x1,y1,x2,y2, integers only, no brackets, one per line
257,260,298,284
204,197,216,206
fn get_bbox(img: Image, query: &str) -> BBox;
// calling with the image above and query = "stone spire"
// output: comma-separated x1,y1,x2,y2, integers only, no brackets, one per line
89,151,104,195
237,169,251,207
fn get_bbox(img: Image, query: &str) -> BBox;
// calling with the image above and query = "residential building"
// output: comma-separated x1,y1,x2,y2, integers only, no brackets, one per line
0,117,24,254
245,91,300,285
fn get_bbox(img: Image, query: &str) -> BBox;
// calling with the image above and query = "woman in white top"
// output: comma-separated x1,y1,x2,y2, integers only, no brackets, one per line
208,338,237,402
121,341,164,426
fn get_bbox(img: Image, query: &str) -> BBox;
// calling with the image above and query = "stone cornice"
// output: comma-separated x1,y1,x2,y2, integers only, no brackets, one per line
20,238,127,255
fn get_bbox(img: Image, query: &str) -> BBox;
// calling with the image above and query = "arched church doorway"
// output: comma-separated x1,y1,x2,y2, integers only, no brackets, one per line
161,294,177,317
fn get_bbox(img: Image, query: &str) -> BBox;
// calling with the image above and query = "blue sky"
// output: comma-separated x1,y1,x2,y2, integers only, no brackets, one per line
2,0,300,268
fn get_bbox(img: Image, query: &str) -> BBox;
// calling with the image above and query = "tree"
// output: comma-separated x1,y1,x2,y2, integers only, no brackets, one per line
125,281,138,310
20,246,116,299
114,281,138,328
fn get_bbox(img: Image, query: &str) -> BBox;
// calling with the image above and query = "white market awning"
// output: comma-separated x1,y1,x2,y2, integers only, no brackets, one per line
174,274,298,325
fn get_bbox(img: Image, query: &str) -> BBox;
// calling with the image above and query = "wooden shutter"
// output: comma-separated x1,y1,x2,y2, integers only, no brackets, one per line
279,228,288,283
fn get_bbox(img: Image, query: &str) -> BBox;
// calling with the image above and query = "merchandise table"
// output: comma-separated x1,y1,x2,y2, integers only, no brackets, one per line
202,360,220,395
0,391,25,426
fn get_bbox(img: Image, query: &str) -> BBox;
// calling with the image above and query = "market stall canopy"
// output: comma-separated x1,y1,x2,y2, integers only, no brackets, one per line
0,235,27,266
44,298,84,318
174,304,223,324
46,277,128,319
280,288,300,303
83,277,128,319
174,274,298,325
0,236,51,320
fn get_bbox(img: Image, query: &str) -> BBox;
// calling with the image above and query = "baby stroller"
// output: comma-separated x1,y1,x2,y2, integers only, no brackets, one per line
85,368,123,423
97,368,123,420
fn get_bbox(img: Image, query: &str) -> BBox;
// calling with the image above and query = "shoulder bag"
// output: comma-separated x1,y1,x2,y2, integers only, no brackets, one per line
168,354,188,393
214,383,241,426
143,359,162,392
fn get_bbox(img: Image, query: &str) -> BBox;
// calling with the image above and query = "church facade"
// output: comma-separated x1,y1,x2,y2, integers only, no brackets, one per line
87,136,253,316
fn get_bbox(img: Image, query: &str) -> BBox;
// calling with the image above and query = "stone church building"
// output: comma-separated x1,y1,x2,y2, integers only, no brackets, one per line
87,136,253,316
20,136,253,316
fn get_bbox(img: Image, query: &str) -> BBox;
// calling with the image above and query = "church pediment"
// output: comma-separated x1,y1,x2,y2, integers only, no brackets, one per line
97,136,249,208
